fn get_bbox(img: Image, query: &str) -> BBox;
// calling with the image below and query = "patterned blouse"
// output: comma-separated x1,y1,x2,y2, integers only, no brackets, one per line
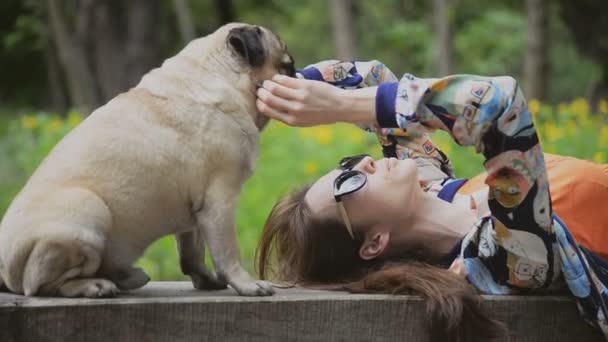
298,60,608,336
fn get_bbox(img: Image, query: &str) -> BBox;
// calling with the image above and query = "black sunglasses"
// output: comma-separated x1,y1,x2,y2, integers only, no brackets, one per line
338,154,370,171
333,154,370,239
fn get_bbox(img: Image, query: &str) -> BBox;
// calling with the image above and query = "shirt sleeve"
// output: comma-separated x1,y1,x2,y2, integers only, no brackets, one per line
298,61,455,184
380,73,556,290
297,60,398,89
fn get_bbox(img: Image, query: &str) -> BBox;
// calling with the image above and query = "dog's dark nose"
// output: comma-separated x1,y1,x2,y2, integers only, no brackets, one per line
287,64,296,77
284,55,296,77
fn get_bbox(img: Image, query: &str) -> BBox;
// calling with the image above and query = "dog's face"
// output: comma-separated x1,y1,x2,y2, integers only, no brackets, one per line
226,24,295,82
222,24,295,130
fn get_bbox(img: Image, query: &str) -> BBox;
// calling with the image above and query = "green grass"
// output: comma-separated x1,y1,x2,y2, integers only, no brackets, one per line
0,103,605,280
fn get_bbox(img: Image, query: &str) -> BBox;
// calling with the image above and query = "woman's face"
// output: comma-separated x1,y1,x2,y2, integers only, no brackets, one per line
305,156,420,231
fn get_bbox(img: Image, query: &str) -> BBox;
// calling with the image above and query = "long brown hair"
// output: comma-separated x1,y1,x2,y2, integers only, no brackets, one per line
256,185,508,342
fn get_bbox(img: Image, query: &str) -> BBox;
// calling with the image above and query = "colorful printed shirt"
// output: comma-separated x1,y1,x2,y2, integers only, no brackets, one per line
297,60,608,336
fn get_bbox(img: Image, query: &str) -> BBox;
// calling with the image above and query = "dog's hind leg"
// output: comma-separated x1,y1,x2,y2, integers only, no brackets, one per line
22,240,117,297
57,278,117,297
104,266,150,291
19,187,117,297
176,229,227,290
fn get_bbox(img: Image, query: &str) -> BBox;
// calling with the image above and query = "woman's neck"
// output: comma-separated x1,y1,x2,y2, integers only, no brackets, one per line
389,189,478,258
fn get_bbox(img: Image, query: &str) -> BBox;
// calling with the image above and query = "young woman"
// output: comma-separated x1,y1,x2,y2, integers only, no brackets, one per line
254,60,608,341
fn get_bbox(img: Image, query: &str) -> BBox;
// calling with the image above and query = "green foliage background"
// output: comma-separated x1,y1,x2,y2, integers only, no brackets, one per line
0,101,606,279
0,0,606,280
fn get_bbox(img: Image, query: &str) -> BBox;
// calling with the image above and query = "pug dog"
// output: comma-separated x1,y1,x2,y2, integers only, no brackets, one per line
0,23,295,297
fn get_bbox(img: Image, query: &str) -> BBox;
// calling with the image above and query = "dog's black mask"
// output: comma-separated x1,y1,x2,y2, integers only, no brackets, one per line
283,55,296,78
228,26,266,68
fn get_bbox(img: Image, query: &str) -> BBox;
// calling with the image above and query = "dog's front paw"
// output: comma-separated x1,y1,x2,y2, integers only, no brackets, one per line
230,280,275,296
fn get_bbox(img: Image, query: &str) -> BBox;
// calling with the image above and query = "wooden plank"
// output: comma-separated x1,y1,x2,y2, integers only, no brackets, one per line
0,282,603,342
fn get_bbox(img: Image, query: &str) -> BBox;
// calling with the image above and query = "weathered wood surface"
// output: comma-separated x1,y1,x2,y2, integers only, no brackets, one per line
0,282,603,342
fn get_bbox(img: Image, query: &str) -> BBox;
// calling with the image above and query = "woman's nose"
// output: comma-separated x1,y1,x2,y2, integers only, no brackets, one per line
353,156,376,174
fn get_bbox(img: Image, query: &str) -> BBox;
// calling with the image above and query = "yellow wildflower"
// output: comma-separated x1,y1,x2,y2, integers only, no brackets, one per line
298,127,313,139
21,115,37,129
544,122,563,142
593,151,605,163
566,121,577,136
313,126,333,145
528,99,540,116
304,161,319,175
570,98,590,118
600,126,608,147
67,112,83,127
599,100,608,114
348,128,364,144
541,103,555,116
557,102,569,117
47,118,63,133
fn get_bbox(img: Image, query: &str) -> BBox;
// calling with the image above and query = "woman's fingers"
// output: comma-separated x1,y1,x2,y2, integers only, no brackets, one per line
256,74,346,127
262,79,305,101
257,87,301,113
272,74,305,89
256,99,295,126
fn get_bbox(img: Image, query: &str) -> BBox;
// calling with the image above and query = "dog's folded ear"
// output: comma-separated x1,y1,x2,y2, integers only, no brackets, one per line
228,26,266,68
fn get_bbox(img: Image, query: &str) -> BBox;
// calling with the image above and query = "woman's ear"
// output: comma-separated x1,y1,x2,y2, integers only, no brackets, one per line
359,231,390,260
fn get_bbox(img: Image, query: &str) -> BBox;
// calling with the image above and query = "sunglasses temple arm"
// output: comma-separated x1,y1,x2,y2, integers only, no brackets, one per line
337,202,355,239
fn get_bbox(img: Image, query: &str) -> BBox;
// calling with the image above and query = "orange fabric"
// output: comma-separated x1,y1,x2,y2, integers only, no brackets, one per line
458,153,608,259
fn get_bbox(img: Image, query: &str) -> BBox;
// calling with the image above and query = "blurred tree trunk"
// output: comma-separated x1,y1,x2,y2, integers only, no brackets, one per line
399,0,415,18
330,0,358,60
214,0,235,25
46,0,164,114
125,0,162,88
92,0,127,102
174,0,196,44
433,0,454,76
524,0,549,101
558,0,608,105
594,70,608,105
92,0,162,102
45,42,67,114
46,0,99,114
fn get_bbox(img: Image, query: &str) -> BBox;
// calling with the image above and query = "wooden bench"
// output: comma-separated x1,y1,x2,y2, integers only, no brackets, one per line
0,282,603,341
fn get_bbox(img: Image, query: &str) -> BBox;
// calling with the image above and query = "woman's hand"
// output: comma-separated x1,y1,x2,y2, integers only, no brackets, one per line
256,74,377,127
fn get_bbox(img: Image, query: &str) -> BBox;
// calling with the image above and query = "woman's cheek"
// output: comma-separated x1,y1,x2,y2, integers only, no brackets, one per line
349,185,376,221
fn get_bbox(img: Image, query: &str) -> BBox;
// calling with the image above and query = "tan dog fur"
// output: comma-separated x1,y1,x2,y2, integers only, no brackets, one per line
0,23,294,297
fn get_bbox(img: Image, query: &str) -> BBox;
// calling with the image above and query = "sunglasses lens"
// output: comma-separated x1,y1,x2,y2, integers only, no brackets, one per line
339,154,369,170
335,171,366,197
